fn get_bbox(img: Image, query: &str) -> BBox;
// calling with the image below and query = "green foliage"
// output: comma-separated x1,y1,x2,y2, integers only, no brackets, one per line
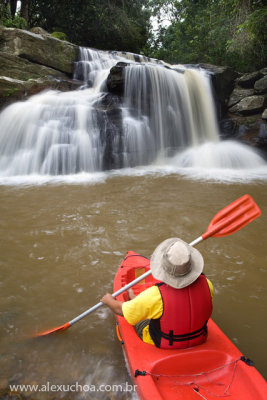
147,0,266,72
0,1,27,29
51,31,67,41
27,0,151,54
1,15,27,29
230,7,266,70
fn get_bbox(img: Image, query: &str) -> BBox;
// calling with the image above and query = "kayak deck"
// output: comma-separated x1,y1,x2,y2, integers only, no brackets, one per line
114,251,267,400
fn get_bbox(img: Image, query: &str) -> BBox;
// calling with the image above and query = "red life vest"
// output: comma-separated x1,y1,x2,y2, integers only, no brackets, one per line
149,274,213,349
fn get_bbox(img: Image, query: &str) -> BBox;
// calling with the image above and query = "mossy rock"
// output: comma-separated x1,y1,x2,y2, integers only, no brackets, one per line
0,26,79,75
51,32,67,41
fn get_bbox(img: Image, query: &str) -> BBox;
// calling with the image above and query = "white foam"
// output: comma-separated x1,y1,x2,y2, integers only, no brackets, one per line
0,172,107,186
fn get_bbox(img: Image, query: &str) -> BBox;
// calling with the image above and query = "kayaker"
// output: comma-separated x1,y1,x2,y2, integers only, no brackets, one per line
101,238,213,349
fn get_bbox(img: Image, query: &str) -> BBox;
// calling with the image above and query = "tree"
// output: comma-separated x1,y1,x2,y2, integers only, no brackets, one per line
20,0,29,21
0,0,27,28
9,0,17,18
27,0,151,53
147,0,266,71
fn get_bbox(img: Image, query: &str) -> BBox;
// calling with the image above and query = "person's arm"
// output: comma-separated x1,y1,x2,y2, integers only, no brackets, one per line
101,293,123,316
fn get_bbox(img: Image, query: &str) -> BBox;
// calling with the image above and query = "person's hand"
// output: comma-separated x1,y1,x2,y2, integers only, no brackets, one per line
100,293,123,316
128,288,136,300
101,293,114,306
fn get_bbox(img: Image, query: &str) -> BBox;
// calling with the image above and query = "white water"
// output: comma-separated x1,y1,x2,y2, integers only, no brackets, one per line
0,47,266,184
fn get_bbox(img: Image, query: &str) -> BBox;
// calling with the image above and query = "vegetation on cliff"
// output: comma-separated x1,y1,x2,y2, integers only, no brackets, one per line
0,0,266,73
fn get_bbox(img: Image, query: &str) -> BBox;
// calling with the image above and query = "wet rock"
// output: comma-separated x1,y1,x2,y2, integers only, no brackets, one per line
254,75,267,94
0,77,26,108
221,114,267,155
106,62,129,95
254,123,267,154
262,109,267,120
219,118,238,139
236,71,262,88
0,75,79,110
229,95,266,115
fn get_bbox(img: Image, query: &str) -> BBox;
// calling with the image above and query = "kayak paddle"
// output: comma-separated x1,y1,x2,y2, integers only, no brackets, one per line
36,194,261,337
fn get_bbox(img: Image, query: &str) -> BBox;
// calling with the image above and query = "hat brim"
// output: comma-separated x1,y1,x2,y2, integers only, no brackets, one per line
150,238,204,289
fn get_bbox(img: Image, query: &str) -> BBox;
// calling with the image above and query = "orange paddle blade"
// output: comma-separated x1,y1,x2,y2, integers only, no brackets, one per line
202,194,261,240
36,322,70,337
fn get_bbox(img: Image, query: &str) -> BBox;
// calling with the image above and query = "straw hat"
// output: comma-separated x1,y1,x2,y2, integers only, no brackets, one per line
150,238,204,289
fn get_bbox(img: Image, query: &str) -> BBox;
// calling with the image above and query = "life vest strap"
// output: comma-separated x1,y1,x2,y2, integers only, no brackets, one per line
160,321,208,345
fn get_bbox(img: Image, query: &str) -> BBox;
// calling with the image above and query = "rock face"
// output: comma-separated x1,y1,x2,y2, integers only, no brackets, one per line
227,68,267,116
228,87,255,108
229,95,266,115
0,25,79,109
107,62,129,94
224,67,267,153
0,26,78,73
236,71,262,88
254,75,267,94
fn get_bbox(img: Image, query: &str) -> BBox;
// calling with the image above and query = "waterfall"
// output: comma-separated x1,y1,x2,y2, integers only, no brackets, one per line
0,47,266,181
122,65,219,167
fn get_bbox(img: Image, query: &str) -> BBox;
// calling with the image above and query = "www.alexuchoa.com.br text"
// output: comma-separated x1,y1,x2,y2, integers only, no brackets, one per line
9,381,137,393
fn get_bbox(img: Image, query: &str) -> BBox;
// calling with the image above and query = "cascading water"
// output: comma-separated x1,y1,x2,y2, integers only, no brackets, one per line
0,47,266,182
122,64,219,167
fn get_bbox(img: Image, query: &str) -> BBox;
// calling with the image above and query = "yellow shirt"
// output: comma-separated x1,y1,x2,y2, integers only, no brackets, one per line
122,279,214,345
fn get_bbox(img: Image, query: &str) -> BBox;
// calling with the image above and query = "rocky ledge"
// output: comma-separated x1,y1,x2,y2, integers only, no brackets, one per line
0,25,79,109
221,69,267,153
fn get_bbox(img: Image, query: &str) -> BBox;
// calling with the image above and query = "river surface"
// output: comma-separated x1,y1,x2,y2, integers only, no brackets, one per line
0,174,266,399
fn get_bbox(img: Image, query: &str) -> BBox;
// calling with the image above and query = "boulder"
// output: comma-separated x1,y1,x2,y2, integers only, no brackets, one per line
236,71,262,88
0,51,64,81
254,75,267,94
30,27,50,35
229,95,266,115
106,62,129,95
0,77,26,108
0,51,79,109
228,87,254,108
254,123,267,152
221,114,267,154
262,109,267,120
0,25,78,74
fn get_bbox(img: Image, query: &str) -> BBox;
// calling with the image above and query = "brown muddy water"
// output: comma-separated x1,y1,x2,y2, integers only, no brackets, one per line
0,174,266,399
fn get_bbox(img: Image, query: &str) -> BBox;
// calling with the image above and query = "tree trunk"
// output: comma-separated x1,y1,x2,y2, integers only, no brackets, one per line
10,0,17,18
20,0,29,21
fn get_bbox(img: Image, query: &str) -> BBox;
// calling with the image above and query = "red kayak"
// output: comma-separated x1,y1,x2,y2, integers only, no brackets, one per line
114,251,267,400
